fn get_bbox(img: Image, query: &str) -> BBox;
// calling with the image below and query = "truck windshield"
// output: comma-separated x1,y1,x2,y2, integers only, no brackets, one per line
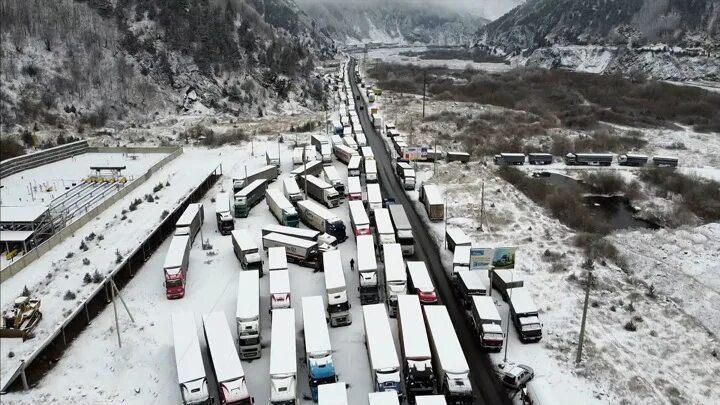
166,279,183,288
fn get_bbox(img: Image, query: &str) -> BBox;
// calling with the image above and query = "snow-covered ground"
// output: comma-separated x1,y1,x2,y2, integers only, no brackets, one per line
356,46,513,73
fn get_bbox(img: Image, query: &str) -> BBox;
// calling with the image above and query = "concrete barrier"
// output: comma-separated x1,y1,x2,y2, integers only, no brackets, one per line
1,141,89,179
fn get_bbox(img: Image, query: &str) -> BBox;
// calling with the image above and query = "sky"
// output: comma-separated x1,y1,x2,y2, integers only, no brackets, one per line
294,0,525,20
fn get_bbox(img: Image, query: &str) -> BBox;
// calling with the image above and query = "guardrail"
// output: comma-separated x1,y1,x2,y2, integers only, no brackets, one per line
0,164,223,393
0,141,89,179
0,148,183,284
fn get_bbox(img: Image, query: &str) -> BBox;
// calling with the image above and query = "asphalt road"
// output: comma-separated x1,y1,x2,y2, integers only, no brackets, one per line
347,59,511,405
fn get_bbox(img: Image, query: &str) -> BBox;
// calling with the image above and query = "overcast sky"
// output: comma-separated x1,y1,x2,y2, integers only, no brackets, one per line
295,0,524,20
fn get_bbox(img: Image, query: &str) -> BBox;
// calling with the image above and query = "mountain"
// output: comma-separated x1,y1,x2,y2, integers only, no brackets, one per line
0,0,335,133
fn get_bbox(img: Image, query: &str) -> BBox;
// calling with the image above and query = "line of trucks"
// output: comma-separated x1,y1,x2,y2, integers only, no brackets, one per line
493,152,679,167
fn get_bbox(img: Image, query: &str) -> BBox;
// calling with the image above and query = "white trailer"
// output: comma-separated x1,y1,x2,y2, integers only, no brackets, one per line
299,174,342,208
270,268,291,311
268,246,288,272
452,246,471,279
357,234,379,305
323,166,345,195
415,396,448,405
283,177,303,204
347,176,362,201
262,224,337,251
424,306,473,404
175,203,204,242
349,200,371,237
366,183,382,218
269,308,297,404
356,132,368,147
456,270,488,309
214,192,234,235
318,382,347,405
262,232,321,269
266,148,280,168
304,145,317,163
368,392,400,405
236,270,261,359
383,243,406,318
395,162,415,190
445,228,471,252
348,156,362,177
293,147,305,165
420,184,444,221
231,231,263,273
163,234,192,299
333,144,358,164
388,204,414,256
374,208,396,252
296,199,347,243
509,287,543,342
471,295,504,351
302,296,339,399
266,188,300,227
397,295,437,398
202,311,253,405
362,304,402,397
407,261,438,305
233,165,279,192
323,250,352,327
343,135,358,151
365,159,378,183
171,312,210,405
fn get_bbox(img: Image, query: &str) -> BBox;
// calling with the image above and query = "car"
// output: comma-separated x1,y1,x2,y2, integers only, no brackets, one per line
494,361,534,390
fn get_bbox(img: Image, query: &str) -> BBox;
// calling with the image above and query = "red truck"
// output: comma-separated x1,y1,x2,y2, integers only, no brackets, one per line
163,234,191,299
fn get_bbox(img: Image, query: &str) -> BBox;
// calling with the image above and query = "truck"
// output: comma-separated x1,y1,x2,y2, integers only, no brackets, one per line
396,162,416,190
311,134,330,153
364,159,378,183
343,136,358,151
175,203,204,243
456,270,488,309
293,147,305,165
233,165,279,192
652,156,679,167
269,308,298,404
527,153,553,165
491,269,524,301
330,134,343,147
231,230,263,273
356,132,368,148
366,183,383,219
268,246,288,272
304,145,317,163
424,305,473,404
618,153,648,166
296,199,347,243
564,153,613,166
397,295,437,399
347,176,362,201
445,228,471,252
283,177,303,205
509,287,543,342
266,149,280,168
446,152,470,163
298,175,342,208
164,235,191,299
263,232,321,269
360,145,374,160
493,153,526,166
362,304,402,398
318,382,347,405
415,396,447,405
234,179,268,218
290,160,324,178
357,234,379,305
236,270,261,359
323,166,346,195
269,268,291,311
369,392,400,405
171,312,210,405
374,208,396,252
266,188,300,227
302,296,339,400
383,243,406,318
348,156,362,177
349,200,371,237
419,184,444,221
202,311,253,405
407,261,438,305
262,224,337,252
334,144,358,164
452,246,471,280
323,250,352,327
470,295,504,352
320,144,333,164
215,192,234,235
388,204,414,256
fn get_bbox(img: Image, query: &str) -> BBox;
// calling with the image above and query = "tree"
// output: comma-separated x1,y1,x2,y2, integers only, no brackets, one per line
1,136,25,158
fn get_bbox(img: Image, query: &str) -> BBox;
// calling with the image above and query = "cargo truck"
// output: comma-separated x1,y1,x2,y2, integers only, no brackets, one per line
303,296,339,401
266,149,280,168
374,208,396,253
323,250,352,327
493,153,525,166
311,134,330,152
343,136,358,151
396,162,416,190
446,152,470,163
347,176,362,201
356,132,368,147
564,153,613,166
360,146,374,160
231,230,263,272
266,188,300,227
420,185,444,221
456,270,487,309
269,308,297,404
407,261,438,305
298,175,342,208
398,295,437,399
175,203,204,243
357,235,379,305
452,246,471,281
236,270,261,359
365,159,378,183
164,234,191,299
269,268,291,311
334,144,358,164
470,295,504,351
262,224,337,252
293,147,305,165
330,134,343,147
296,200,347,243
290,160,324,178
527,153,553,165
348,156,362,177
491,269,524,301
445,228,471,252
233,165,279,192
318,382,347,405
322,166,345,196
234,179,268,218
388,204,414,256
349,200,371,237
509,287,543,342
652,156,679,167
268,246,288,272
215,192,234,235
262,232,321,270
618,154,648,166
304,145,316,163
283,177,303,205
171,312,210,405
320,144,332,164
383,243,406,318
362,304,402,398
366,183,382,219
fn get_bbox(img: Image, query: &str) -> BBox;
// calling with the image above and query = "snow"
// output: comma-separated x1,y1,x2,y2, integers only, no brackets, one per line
357,46,513,73
0,206,48,222
269,308,297,377
362,304,400,372
397,295,431,360
202,311,246,383
236,271,259,322
301,296,333,355
423,306,469,374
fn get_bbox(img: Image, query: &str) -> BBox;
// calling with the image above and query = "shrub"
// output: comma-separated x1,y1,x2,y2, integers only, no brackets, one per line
153,182,164,193
626,302,636,312
115,250,123,264
639,169,720,224
646,285,656,299
85,232,96,242
83,273,92,284
97,234,104,241
79,240,88,251
120,215,127,221
22,285,31,297
92,270,103,283
66,251,74,259
82,258,91,266
202,239,213,250
129,198,142,211
581,172,627,195
160,210,169,220
63,290,77,301
144,194,154,203
624,320,637,331
0,137,25,159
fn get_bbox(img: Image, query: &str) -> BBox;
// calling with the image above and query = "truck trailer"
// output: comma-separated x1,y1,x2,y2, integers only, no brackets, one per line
398,294,437,399
407,261,438,305
396,162,416,190
388,204,414,256
323,250,352,327
236,270,261,359
333,144,358,164
171,312,210,405
163,234,191,299
234,179,268,218
470,295,504,351
618,153,648,166
233,165,279,192
323,166,346,196
266,188,300,227
262,232,321,269
231,231,263,273
302,296,339,400
493,153,526,166
214,192,234,235
527,153,553,165
419,185,444,221
384,243,406,318
269,308,297,404
357,234,379,305
445,228,471,252
262,224,337,252
296,199,347,243
298,175,342,208
269,268,291,311
175,203,204,243
283,177,303,205
362,304,402,398
564,153,613,166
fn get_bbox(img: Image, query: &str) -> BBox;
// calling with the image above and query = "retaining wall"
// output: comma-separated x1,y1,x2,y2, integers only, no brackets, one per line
0,141,89,179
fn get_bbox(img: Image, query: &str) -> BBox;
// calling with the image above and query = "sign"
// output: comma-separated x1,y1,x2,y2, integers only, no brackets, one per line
470,248,494,270
421,146,428,159
405,147,420,161
492,247,517,269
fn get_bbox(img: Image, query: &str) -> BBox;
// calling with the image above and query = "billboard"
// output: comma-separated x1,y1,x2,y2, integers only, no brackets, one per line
470,248,494,270
492,247,517,269
405,146,420,161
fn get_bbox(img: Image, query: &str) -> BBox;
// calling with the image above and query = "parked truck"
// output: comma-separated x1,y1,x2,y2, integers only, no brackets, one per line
347,176,362,201
215,192,234,235
398,294,437,399
293,147,305,165
509,287,543,342
357,234,379,305
269,308,297,404
323,250,352,326
262,232,321,269
234,179,268,218
296,199,347,243
618,153,648,166
236,270,261,359
311,134,330,153
269,268,291,311
171,312,210,405
348,156,362,177
163,234,191,299
383,243,406,318
302,296,339,401
527,153,553,165
419,184,444,221
493,153,526,166
446,152,470,163
262,224,337,252
388,204,414,256
298,175,342,208
363,304,402,398
233,165,279,192
445,228,471,252
564,153,613,166
322,166,345,196
231,230,263,274
364,159,378,183
290,160,324,178
266,149,280,168
334,144,358,164
491,269,524,301
283,177,303,205
266,188,300,227
396,162,416,190
456,270,487,309
470,295,504,352
175,203,204,243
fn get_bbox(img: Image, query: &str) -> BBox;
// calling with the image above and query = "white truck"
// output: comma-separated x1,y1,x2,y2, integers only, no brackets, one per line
171,312,210,405
343,134,358,150
357,234,379,305
362,304,402,398
456,269,488,309
364,159,378,183
269,268,291,311
360,145,374,160
214,192,234,235
266,148,280,168
424,305,474,404
269,308,297,405
262,232,321,270
397,294,437,399
202,311,253,405
407,261,438,305
175,203,204,243
163,234,192,300
266,188,300,227
452,246,471,281
509,287,543,343
373,208,396,254
318,382,347,405
395,162,416,190
233,165,279,193
311,134,329,153
471,295,504,351
302,296,339,400
388,204,414,256
366,183,382,219
445,228,471,252
293,147,305,165
368,392,400,405
283,177,303,204
304,145,317,163
268,246,288,272
296,199,347,243
262,224,337,252
320,144,333,164
348,200,371,237
322,166,345,196
236,270,261,359
347,176,362,201
323,250,352,327
231,230,263,273
348,156,362,177
356,132,368,147
383,243,406,318
298,175,342,208
333,144,358,164
416,396,448,405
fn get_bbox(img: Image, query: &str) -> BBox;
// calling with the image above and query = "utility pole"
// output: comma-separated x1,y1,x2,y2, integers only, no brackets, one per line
433,132,437,176
504,271,514,363
109,278,134,349
444,190,448,249
303,157,308,200
277,138,281,168
576,271,593,364
480,182,485,231
422,70,427,119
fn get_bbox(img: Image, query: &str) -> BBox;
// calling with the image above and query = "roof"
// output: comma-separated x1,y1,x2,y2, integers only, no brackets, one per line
349,201,369,225
397,295,432,360
269,308,297,376
447,151,469,156
231,231,258,251
423,306,469,374
366,183,382,202
235,271,260,321
264,233,317,249
171,312,206,384
348,155,362,167
268,247,288,270
282,177,301,193
362,304,399,371
374,208,394,235
653,156,679,161
383,244,406,283
176,203,201,227
510,287,539,315
290,160,323,176
297,200,339,222
323,250,346,290
0,206,48,223
368,392,400,405
266,189,294,211
422,185,443,205
269,269,290,294
242,165,276,179
263,224,319,240
415,396,448,405
407,261,433,289
301,296,332,354
215,192,231,213
347,176,361,193
493,269,523,285
453,246,471,266
0,230,34,242
318,382,347,405
446,228,471,246
323,166,341,181
163,235,190,269
356,235,377,272
388,204,411,230
458,270,488,292
364,159,377,172
235,179,267,197
304,175,334,189
500,153,526,157
202,312,245,382
472,296,501,322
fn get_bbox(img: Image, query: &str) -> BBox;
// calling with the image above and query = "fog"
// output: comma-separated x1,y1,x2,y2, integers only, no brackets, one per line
294,0,524,20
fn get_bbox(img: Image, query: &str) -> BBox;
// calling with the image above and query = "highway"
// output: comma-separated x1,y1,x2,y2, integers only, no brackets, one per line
347,59,511,405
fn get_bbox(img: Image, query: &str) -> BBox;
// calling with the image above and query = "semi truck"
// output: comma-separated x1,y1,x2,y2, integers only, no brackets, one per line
366,183,383,219
323,250,352,327
349,200,371,237
445,228,471,252
446,152,470,163
266,188,300,227
369,392,400,405
564,153,613,166
357,234,379,305
407,261,438,305
348,156,362,177
262,224,337,252
509,287,543,342
419,185,444,221
283,177,303,205
383,243,406,318
388,204,414,256
452,246,471,280
360,145,374,160
293,147,305,165
296,199,347,243
302,296,339,400
347,176,362,201
652,156,679,167
456,270,487,309
356,132,368,147
493,153,526,166
333,144,358,164
527,153,553,165
163,234,191,299
396,162,416,190
202,311,253,405
364,159,378,183
618,153,648,166
322,166,346,196
343,136,358,151
269,264,291,312
175,203,204,243
233,165,279,192
268,246,288,272
234,179,268,218
362,304,402,398
171,312,210,405
290,160,324,178
470,295,504,352
266,149,280,168
311,134,330,152
374,208,396,253
236,270,261,359
298,175,342,208
397,295,437,399
304,145,317,163
318,382,347,405
491,269,524,301
231,231,263,273
262,232,321,269
215,192,234,235
269,308,297,404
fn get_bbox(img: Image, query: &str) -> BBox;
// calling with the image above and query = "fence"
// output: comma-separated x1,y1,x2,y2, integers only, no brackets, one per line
0,148,183,284
0,141,89,179
0,164,223,393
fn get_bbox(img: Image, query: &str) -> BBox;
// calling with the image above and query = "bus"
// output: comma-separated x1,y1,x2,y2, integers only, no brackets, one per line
302,296,338,400
349,200,371,237
171,312,210,405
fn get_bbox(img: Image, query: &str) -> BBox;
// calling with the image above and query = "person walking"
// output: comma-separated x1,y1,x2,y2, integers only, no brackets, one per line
350,258,355,272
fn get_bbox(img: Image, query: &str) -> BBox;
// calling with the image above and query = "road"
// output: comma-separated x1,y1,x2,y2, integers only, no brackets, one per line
346,60,511,405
